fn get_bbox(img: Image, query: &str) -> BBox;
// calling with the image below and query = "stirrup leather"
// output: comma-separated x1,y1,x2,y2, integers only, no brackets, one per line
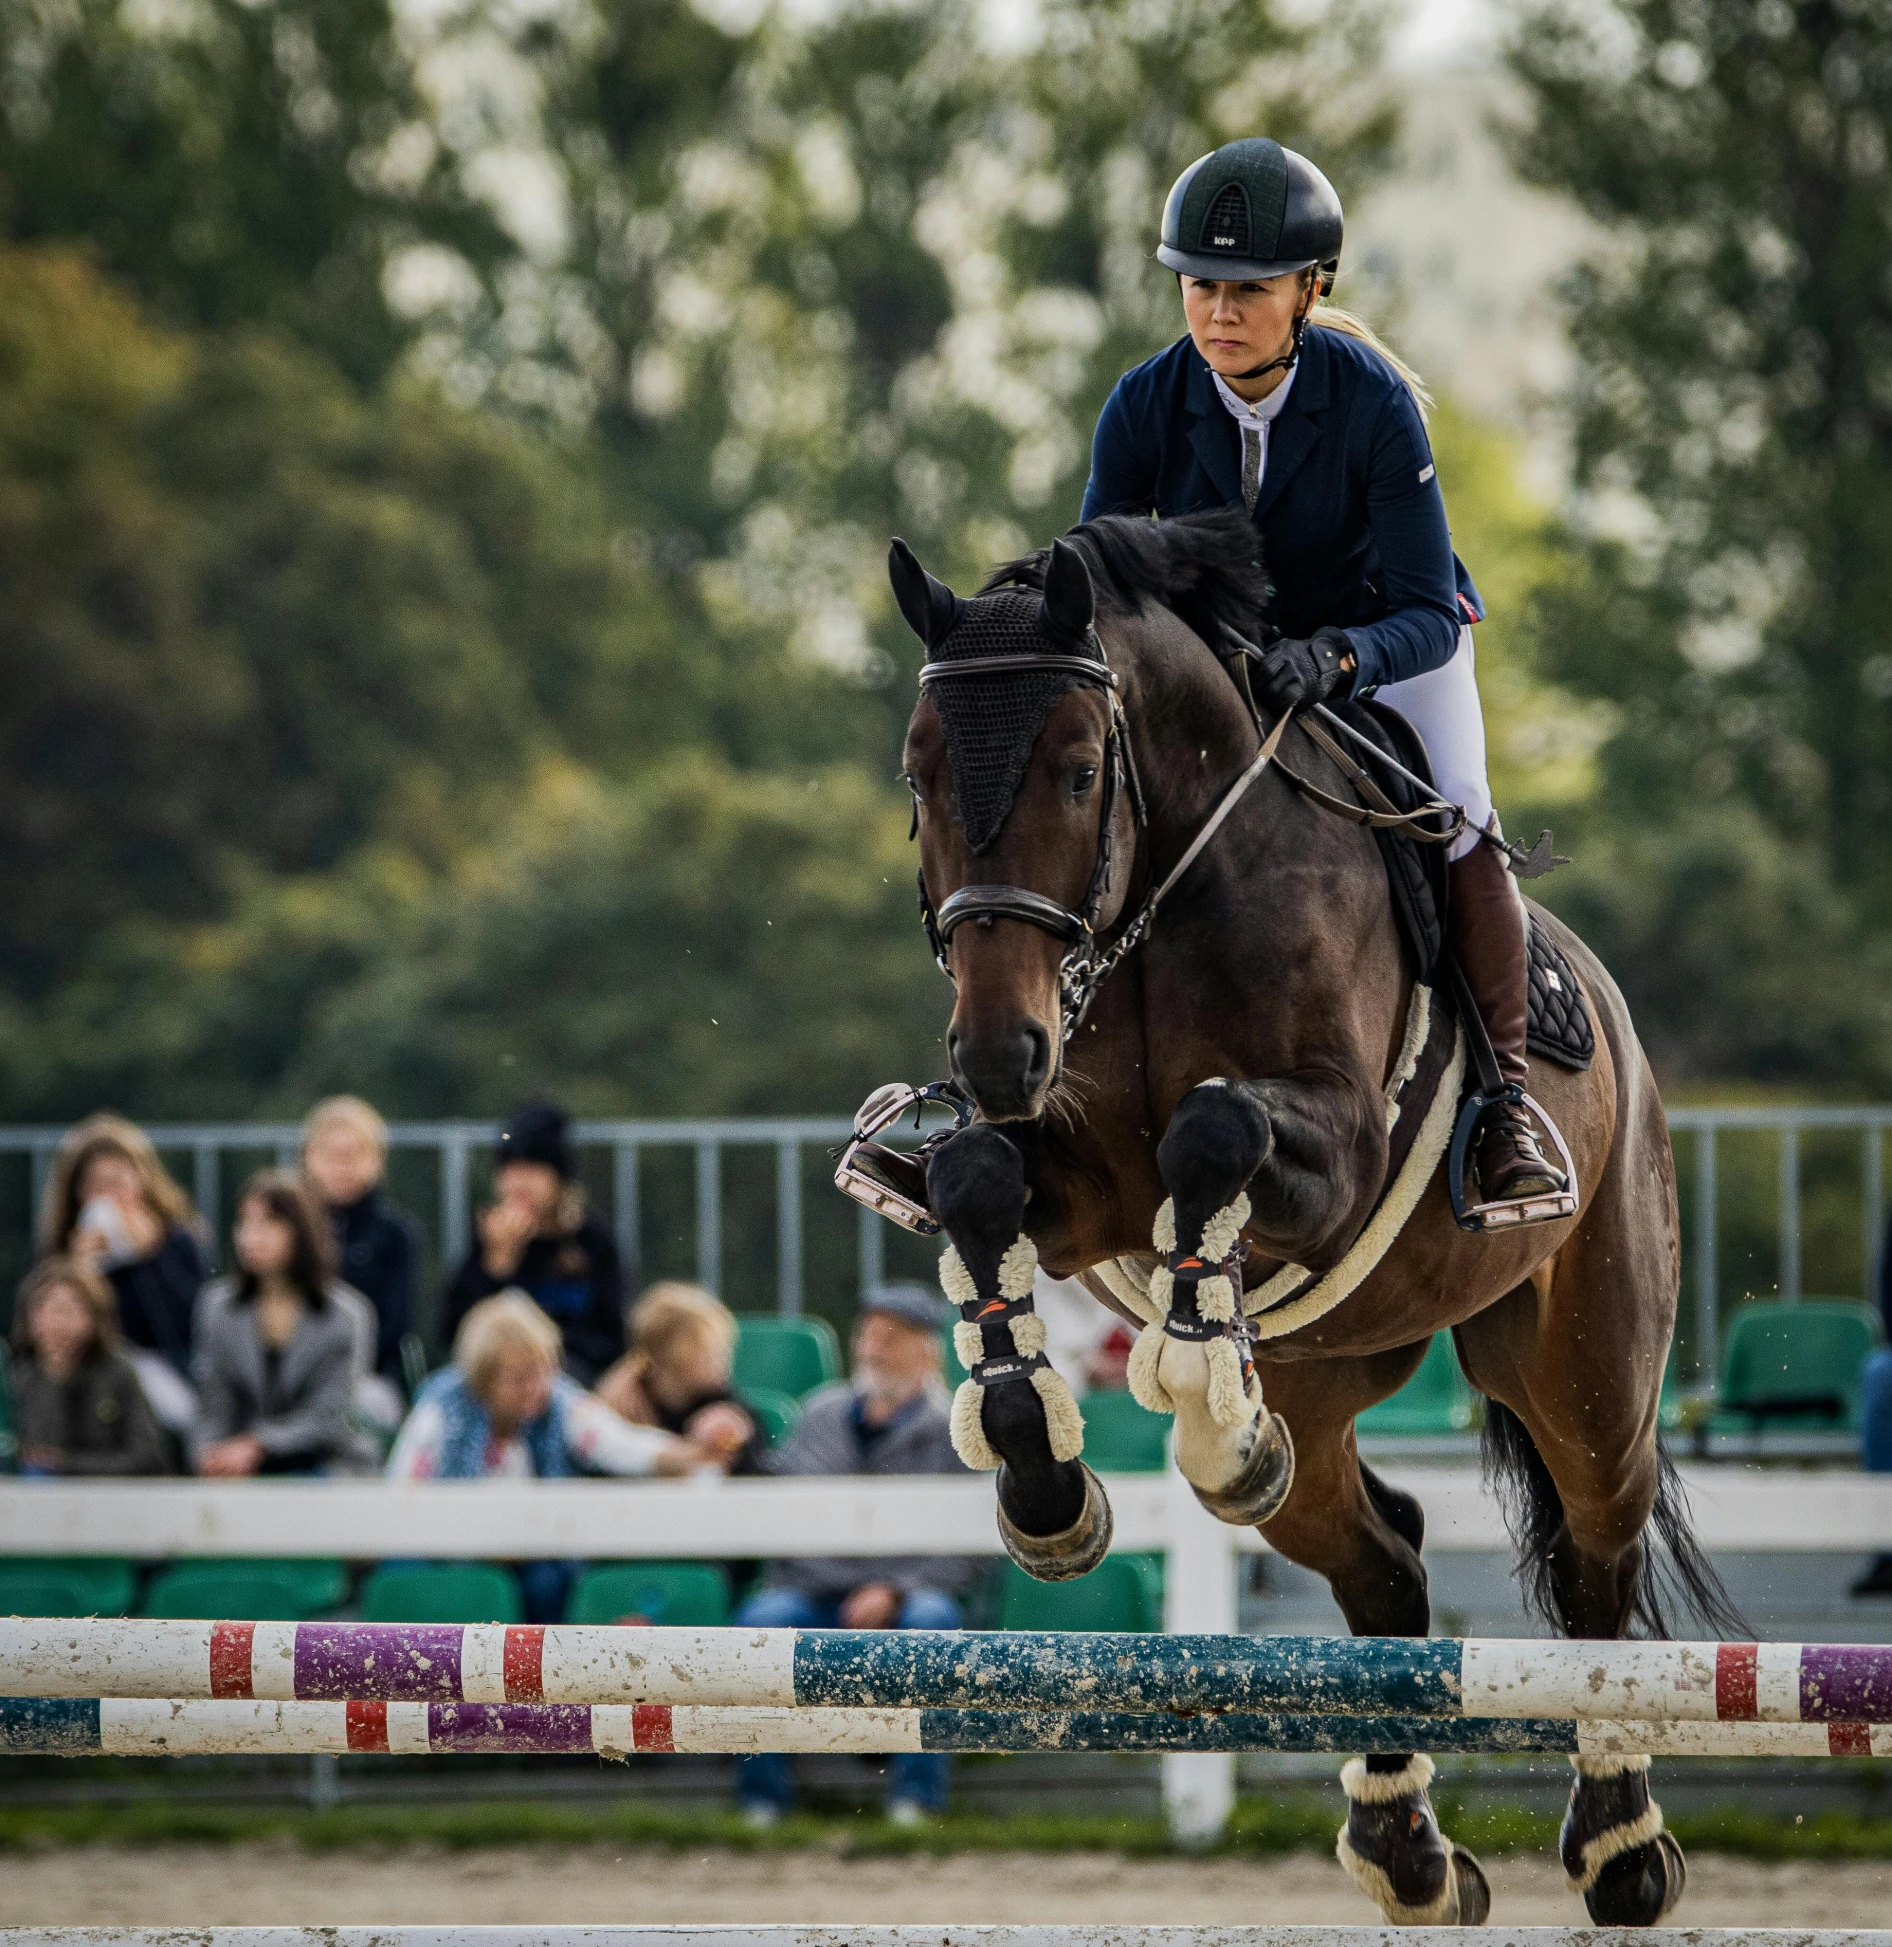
1447,1085,1579,1231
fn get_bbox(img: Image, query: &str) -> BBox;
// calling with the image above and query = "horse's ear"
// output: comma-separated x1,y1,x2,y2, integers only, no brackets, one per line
888,537,960,647
1041,538,1094,642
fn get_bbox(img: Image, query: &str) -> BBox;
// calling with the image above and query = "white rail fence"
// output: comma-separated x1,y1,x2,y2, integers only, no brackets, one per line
5,1470,1892,1841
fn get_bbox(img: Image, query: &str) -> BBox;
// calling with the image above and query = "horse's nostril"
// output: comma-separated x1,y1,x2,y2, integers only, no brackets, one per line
1021,1023,1052,1091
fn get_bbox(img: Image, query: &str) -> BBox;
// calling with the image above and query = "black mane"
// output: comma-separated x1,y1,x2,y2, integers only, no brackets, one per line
981,509,1265,649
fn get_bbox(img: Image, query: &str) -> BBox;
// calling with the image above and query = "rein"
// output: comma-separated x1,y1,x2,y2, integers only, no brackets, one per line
914,615,1551,1043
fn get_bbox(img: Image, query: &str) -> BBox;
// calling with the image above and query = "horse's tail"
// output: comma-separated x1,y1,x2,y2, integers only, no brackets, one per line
1480,1399,1747,1640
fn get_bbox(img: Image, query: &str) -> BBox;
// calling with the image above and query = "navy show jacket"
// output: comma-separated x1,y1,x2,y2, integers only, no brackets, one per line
1079,325,1483,693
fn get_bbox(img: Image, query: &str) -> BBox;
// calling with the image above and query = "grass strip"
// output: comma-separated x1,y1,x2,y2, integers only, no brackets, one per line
3,1796,1892,1860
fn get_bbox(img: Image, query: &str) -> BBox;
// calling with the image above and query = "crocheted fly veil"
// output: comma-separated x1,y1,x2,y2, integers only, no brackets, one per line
924,591,1085,853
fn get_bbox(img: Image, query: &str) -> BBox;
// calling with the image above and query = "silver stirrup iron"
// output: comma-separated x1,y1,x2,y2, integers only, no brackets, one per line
1446,1088,1580,1232
832,1080,971,1235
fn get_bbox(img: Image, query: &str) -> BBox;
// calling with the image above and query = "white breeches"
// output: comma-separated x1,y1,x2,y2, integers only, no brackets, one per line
1375,625,1492,861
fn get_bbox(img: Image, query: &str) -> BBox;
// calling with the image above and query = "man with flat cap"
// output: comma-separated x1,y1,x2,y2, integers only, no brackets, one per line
735,1281,975,1825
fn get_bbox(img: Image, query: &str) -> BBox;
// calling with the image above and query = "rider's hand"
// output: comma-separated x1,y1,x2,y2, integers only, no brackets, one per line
1254,627,1354,717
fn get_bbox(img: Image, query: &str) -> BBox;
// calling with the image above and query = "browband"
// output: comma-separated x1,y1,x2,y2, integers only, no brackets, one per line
920,653,1119,689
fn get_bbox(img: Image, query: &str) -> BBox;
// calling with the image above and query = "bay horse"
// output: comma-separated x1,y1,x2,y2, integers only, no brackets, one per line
885,510,1734,1928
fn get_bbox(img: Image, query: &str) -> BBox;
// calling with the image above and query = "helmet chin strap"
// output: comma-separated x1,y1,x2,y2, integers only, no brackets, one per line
1232,311,1308,383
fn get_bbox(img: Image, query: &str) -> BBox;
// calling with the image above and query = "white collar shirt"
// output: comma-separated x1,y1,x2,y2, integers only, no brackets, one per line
1212,360,1299,514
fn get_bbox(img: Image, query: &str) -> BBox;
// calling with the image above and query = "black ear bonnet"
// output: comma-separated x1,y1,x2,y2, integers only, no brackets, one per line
890,538,1101,856
922,591,1091,853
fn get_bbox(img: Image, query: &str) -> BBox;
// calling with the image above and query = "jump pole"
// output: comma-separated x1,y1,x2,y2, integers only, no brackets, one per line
4,1929,1892,1947
6,1620,1891,1724
3,1697,1891,1759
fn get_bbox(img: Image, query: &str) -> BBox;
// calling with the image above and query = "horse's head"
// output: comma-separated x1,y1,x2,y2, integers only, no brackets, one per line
893,535,1137,1122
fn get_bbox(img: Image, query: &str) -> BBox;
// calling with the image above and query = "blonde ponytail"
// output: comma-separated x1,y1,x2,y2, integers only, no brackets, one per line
1310,302,1434,422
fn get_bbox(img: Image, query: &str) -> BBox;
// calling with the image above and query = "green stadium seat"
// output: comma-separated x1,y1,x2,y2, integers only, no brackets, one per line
1080,1388,1170,1472
360,1562,523,1624
1708,1300,1883,1439
566,1561,731,1626
0,1556,137,1616
996,1554,1161,1633
738,1385,802,1449
1356,1333,1477,1438
0,1567,109,1616
144,1558,348,1621
732,1316,842,1399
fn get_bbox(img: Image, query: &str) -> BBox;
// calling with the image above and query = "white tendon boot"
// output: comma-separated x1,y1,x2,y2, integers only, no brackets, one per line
1130,1194,1294,1526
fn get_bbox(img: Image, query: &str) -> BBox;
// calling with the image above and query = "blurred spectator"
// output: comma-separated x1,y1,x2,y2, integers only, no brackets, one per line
191,1171,376,1477
1855,1208,1892,1596
735,1281,975,1826
38,1114,210,1392
9,1258,168,1477
441,1101,623,1382
1032,1272,1135,1395
301,1095,421,1381
596,1282,763,1474
387,1291,713,1622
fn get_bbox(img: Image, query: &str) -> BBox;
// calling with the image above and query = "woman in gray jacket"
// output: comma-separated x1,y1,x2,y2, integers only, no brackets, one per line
191,1171,376,1476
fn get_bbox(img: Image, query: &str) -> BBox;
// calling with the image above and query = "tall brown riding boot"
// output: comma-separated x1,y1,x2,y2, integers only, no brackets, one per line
1447,839,1567,1205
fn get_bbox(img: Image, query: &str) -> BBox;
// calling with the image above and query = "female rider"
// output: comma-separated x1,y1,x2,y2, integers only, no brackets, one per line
1081,136,1563,1216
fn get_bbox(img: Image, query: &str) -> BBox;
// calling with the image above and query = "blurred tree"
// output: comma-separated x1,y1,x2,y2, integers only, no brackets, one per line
1425,397,1608,818
0,242,911,1118
19,755,944,1120
532,0,1396,760
1509,0,1892,1085
0,0,512,384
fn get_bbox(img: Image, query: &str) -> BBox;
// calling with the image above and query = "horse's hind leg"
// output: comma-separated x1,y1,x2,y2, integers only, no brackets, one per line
925,1123,1110,1579
1255,1359,1490,1926
1455,1105,1695,1927
1130,1082,1293,1521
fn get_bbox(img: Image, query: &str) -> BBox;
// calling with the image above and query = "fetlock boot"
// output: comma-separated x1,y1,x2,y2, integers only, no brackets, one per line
1562,1753,1686,1925
1336,1754,1491,1925
1447,838,1567,1205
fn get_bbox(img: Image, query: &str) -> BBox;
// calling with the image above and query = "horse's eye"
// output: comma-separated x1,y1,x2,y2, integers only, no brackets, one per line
1068,765,1098,798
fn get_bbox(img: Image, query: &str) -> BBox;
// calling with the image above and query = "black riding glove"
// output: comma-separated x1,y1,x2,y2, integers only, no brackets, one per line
1255,626,1355,717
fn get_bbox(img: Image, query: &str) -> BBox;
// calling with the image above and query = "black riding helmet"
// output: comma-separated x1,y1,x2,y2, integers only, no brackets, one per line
1157,138,1344,290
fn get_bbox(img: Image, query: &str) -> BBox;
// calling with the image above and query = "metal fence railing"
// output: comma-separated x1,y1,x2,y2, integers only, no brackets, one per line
0,1119,868,1330
1665,1107,1889,1388
0,1108,1885,1372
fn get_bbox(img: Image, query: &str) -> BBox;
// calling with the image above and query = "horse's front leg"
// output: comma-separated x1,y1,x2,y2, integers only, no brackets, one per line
926,1122,1111,1580
1129,1076,1372,1521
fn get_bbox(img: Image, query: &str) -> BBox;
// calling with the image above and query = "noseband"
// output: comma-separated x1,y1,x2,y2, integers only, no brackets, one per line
916,633,1146,1041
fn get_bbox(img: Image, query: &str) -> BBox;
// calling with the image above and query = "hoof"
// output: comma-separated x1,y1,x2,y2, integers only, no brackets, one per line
998,1461,1114,1582
1192,1411,1294,1526
1448,1845,1492,1925
1583,1832,1686,1927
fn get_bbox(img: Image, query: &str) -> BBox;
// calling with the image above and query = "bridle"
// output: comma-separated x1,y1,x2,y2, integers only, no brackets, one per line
915,627,1306,1044
912,619,1479,1046
915,632,1145,1043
